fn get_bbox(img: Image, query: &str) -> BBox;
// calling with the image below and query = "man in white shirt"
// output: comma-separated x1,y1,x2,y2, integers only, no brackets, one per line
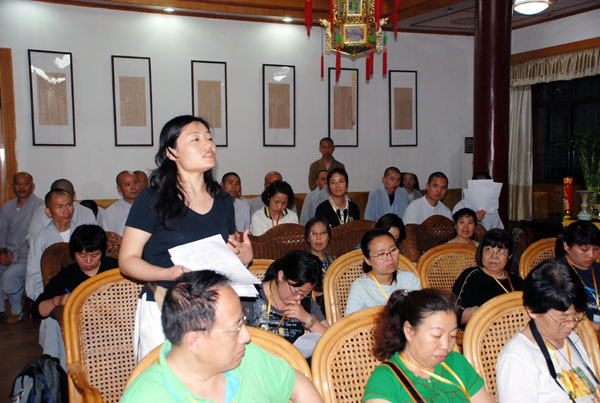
0,172,43,323
100,171,140,236
403,172,452,225
221,172,251,232
300,169,329,225
364,167,410,221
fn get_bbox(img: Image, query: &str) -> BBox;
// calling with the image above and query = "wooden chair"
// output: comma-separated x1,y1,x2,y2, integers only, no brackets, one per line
248,223,308,259
125,327,311,390
105,231,122,259
41,242,73,287
63,268,143,403
323,249,419,324
463,291,600,400
518,237,556,279
248,259,274,281
413,215,456,255
328,220,375,257
311,306,382,403
417,243,477,293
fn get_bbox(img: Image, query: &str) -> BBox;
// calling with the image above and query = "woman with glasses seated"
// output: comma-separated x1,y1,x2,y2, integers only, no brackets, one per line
555,221,600,331
243,250,329,346
452,228,524,328
497,260,599,403
345,229,421,316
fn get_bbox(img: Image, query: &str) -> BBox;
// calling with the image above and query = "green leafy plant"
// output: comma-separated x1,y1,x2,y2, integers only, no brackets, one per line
568,128,600,205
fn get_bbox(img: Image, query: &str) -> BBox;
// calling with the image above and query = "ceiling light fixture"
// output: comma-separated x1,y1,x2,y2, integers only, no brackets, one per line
282,17,293,23
163,7,175,12
513,0,551,15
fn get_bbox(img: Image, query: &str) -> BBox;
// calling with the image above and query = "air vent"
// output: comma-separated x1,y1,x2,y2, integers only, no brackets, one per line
464,137,474,154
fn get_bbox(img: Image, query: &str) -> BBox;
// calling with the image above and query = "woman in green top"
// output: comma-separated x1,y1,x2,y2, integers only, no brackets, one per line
364,289,494,403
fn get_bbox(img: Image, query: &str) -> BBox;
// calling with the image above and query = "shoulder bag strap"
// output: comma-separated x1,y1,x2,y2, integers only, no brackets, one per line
382,361,427,403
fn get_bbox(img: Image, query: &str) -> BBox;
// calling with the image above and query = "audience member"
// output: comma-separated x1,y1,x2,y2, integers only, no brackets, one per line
345,229,420,316
555,220,600,330
134,170,149,190
402,171,452,225
300,169,329,225
100,171,140,236
305,217,335,274
497,260,598,403
315,168,360,228
400,172,422,202
250,181,298,236
221,172,251,232
452,172,504,230
0,172,43,323
27,179,96,240
244,251,329,349
374,213,407,255
121,270,322,403
364,167,410,221
364,289,492,403
119,115,252,362
249,171,298,215
308,137,345,191
452,229,523,328
448,208,479,246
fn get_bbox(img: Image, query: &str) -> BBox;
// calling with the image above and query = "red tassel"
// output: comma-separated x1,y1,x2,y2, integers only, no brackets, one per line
365,53,370,81
369,49,374,79
383,48,388,76
321,51,324,78
336,49,341,82
375,0,382,30
394,0,402,38
305,0,312,37
329,0,334,25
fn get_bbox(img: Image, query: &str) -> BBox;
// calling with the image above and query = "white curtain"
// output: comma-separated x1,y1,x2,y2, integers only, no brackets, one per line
508,85,532,221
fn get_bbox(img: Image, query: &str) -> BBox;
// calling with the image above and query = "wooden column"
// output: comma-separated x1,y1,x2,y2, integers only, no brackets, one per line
473,0,512,223
0,48,18,208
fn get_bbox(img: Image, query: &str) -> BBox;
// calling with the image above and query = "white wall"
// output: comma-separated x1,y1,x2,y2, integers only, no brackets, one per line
1,0,476,198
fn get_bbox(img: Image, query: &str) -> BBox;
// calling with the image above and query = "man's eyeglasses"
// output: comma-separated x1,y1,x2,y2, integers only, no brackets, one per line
371,247,400,261
286,281,311,298
210,316,247,335
546,312,584,327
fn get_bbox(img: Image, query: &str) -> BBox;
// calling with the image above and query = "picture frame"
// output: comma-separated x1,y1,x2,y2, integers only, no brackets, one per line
262,64,295,147
328,67,358,147
28,49,76,146
191,60,228,147
389,70,418,147
346,0,363,16
343,24,367,45
111,55,153,146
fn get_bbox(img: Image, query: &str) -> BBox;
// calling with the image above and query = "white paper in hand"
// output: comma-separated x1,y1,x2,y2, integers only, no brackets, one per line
168,235,259,297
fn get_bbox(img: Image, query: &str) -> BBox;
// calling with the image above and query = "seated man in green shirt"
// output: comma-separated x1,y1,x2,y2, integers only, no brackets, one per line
121,270,322,403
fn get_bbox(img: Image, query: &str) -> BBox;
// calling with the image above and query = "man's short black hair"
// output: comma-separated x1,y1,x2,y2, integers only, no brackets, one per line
162,271,230,345
427,171,448,185
319,137,334,146
44,189,71,208
221,172,240,183
384,167,401,177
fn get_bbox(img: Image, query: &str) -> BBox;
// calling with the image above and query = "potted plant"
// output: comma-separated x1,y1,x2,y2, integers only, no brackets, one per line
568,128,600,207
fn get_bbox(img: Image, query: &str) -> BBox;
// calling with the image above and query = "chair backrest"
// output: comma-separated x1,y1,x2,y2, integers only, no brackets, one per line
248,259,274,281
41,242,73,287
328,220,375,257
518,237,556,279
105,231,122,259
413,215,456,255
248,223,308,259
417,243,477,293
63,268,144,403
463,291,600,400
125,327,311,391
323,250,421,324
312,306,382,403
402,224,421,263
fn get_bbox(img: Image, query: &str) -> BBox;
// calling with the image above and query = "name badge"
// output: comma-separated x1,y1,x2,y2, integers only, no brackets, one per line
593,314,600,323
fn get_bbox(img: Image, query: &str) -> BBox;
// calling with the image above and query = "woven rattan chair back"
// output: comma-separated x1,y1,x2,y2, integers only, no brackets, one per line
518,237,556,279
473,224,487,243
248,259,274,281
105,231,122,259
328,220,375,257
417,243,477,293
403,224,421,263
248,223,308,259
63,268,143,403
463,291,600,400
312,306,382,403
41,242,73,287
323,249,366,324
413,215,456,255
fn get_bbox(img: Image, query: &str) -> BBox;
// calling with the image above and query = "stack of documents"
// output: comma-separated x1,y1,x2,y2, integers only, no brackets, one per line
462,180,502,213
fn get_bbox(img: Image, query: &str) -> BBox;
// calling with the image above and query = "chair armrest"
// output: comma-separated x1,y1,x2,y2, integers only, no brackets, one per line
68,364,103,402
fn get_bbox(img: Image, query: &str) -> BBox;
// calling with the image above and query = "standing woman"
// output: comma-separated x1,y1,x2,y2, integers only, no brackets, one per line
315,168,360,228
250,180,298,236
119,115,252,361
400,172,422,202
555,220,600,330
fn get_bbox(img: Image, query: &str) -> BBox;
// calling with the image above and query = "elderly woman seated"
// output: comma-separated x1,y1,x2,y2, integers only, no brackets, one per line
31,225,118,320
363,289,494,403
496,259,599,402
